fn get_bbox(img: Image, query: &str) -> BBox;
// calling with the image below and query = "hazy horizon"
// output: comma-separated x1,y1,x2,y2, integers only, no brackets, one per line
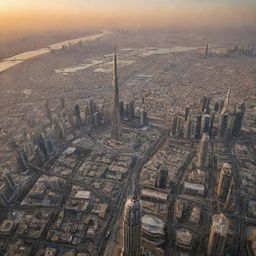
0,0,256,36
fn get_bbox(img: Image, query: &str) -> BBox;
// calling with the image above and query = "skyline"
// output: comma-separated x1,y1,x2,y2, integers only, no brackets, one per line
0,0,256,34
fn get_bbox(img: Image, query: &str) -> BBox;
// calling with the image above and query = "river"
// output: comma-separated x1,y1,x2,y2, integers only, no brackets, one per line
0,30,111,73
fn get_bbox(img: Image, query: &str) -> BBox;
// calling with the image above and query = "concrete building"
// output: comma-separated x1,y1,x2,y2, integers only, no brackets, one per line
123,188,142,256
74,104,81,128
201,114,211,135
184,105,190,121
207,214,230,256
184,113,192,138
140,110,148,125
205,40,209,58
232,103,245,136
142,214,165,246
198,133,210,168
217,163,233,205
247,229,256,256
221,88,231,115
195,114,202,138
155,167,168,189
217,112,229,138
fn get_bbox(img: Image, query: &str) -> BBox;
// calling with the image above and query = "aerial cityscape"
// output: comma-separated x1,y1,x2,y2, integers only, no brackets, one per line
0,0,256,256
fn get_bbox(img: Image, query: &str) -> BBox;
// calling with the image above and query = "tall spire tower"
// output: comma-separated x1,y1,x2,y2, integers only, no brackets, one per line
111,48,121,140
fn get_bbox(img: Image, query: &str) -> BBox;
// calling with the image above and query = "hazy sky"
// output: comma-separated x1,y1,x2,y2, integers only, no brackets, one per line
0,0,255,33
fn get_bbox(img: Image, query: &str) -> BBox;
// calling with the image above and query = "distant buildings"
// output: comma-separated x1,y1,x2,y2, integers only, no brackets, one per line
171,89,245,141
204,40,209,58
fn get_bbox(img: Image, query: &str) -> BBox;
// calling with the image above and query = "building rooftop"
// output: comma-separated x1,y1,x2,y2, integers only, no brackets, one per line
142,214,165,235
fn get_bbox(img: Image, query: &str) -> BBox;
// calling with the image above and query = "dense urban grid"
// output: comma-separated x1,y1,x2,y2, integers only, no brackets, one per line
0,29,255,256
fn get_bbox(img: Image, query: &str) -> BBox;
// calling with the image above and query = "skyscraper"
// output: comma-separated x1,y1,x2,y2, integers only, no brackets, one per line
217,163,233,202
123,187,141,256
45,100,52,122
140,110,148,125
205,40,209,58
111,48,121,140
201,114,211,135
3,172,16,199
184,105,190,121
198,133,210,168
155,166,168,189
207,214,230,256
217,112,229,138
16,148,29,173
232,103,245,136
74,104,81,128
171,114,178,136
184,113,192,138
221,88,230,114
195,114,202,138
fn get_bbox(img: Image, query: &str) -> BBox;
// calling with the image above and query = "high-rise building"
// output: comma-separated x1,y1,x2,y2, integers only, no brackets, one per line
184,113,192,138
221,88,231,114
93,112,101,126
155,166,168,189
37,133,48,158
207,214,230,256
190,120,197,138
16,149,29,173
53,119,65,141
4,172,16,192
200,96,208,113
8,137,18,152
123,188,141,256
184,105,190,121
171,114,178,136
0,192,7,207
209,113,215,136
140,110,148,125
60,97,65,109
45,100,52,122
74,104,81,128
219,100,224,113
111,48,122,140
195,114,202,138
217,113,229,138
3,172,16,199
120,101,125,120
67,109,75,128
202,97,211,114
232,103,245,136
205,40,209,58
217,163,233,202
201,114,211,135
247,229,256,256
128,101,135,121
35,145,46,165
198,133,210,168
214,102,219,112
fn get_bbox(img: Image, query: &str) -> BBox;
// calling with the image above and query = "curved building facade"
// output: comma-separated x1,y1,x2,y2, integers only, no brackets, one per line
123,191,142,256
